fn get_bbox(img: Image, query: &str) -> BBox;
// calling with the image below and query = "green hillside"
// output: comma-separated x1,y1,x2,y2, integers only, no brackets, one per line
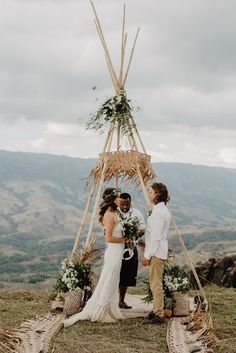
0,150,236,287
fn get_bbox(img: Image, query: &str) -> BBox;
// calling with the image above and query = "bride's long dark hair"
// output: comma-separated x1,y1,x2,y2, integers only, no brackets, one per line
99,188,119,224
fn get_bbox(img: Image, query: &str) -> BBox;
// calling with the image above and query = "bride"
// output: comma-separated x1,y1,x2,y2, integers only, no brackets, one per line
64,188,125,325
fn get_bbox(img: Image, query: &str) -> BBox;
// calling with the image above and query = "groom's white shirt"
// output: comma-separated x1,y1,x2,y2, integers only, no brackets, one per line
144,202,171,260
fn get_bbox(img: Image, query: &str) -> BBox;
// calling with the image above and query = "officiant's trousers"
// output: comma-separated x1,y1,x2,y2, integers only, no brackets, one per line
149,256,165,317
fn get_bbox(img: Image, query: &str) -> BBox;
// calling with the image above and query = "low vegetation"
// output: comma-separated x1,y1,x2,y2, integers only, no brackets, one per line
0,285,235,353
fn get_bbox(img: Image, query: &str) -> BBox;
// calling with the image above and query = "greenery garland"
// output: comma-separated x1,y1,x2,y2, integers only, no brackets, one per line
86,94,136,134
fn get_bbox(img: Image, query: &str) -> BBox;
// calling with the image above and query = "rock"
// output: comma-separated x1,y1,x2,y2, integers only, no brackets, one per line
190,256,236,288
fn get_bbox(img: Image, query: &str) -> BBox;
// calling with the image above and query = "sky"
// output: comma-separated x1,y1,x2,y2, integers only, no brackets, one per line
0,0,236,169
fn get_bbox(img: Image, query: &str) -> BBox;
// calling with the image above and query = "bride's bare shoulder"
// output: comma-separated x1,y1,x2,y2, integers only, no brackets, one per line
103,209,116,222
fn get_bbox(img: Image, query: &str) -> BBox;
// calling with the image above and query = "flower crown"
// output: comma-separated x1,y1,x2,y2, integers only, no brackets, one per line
103,188,121,200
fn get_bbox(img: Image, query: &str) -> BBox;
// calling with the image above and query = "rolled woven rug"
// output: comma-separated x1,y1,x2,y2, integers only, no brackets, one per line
51,292,66,311
173,292,190,317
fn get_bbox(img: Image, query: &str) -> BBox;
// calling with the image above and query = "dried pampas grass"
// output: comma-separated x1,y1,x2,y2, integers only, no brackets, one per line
79,237,104,264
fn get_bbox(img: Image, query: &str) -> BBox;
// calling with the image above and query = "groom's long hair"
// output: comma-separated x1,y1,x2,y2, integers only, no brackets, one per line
99,188,118,224
151,182,170,205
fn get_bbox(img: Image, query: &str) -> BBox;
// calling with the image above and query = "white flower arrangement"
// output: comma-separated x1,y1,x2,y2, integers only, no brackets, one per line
163,264,190,295
143,263,191,306
164,274,190,293
54,257,92,293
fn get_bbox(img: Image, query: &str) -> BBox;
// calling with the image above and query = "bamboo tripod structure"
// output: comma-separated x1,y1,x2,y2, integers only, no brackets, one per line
70,1,208,305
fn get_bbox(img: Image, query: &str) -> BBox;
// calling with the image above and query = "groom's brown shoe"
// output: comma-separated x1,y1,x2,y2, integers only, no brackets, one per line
148,313,166,325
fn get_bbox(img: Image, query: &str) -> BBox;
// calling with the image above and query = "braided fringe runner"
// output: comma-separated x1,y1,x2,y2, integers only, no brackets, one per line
0,313,64,353
167,308,217,353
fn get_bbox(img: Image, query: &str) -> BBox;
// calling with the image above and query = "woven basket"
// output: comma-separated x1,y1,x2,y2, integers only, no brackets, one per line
173,292,190,317
164,308,173,318
63,291,83,317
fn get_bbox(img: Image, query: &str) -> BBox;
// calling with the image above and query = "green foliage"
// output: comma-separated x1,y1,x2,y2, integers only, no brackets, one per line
86,94,135,135
54,257,93,293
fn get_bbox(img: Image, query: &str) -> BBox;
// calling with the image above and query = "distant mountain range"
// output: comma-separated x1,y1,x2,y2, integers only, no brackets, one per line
0,149,236,288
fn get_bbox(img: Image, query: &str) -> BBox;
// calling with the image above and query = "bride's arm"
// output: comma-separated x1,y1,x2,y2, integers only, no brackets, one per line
103,213,125,244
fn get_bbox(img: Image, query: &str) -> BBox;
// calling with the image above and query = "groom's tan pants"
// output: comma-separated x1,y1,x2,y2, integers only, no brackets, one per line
148,256,165,317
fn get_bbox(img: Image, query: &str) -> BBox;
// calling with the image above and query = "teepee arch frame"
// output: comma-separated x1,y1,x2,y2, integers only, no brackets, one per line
70,1,208,305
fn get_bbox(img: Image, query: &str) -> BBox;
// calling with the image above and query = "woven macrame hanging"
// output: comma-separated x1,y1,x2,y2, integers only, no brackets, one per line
89,150,156,185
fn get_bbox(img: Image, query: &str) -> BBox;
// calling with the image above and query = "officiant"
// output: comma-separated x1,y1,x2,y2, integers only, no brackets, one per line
118,193,145,309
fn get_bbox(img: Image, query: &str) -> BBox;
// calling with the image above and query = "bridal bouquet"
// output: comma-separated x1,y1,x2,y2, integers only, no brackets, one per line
118,211,141,249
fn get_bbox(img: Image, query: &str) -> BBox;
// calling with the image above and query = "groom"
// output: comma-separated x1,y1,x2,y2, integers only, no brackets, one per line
142,182,171,324
118,192,145,309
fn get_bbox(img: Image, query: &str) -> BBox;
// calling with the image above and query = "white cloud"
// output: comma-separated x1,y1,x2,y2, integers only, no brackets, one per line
0,0,236,169
218,148,236,164
44,123,84,138
31,138,46,148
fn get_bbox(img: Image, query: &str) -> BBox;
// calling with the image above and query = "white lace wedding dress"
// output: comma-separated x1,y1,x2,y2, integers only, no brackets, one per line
64,213,125,325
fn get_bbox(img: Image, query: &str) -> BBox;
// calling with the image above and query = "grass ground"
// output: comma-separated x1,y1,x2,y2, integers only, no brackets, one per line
0,285,236,353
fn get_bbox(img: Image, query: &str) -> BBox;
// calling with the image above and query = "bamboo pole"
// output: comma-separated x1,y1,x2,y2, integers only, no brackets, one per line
70,181,97,260
127,134,134,150
123,27,140,86
123,33,127,62
85,125,115,246
171,216,208,304
117,123,120,151
85,159,108,247
127,116,139,150
94,19,119,94
136,164,150,206
119,4,126,86
130,115,147,153
115,175,119,188
126,118,151,207
115,123,120,187
90,1,120,93
103,122,114,153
